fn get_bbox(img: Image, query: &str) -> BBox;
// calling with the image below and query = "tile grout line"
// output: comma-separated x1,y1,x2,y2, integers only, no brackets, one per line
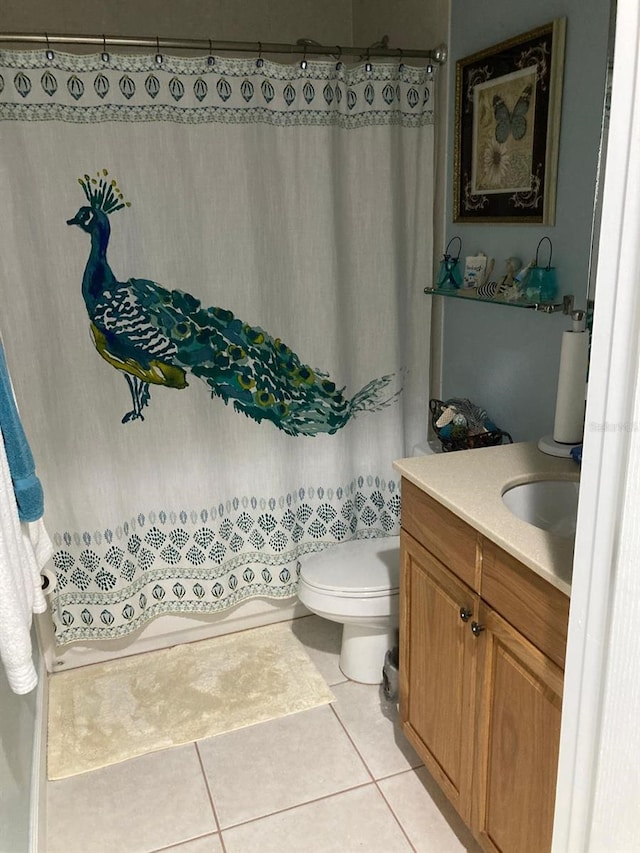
150,829,222,853
194,741,229,853
328,700,376,781
326,696,423,782
328,699,419,852
375,778,420,853
215,779,377,833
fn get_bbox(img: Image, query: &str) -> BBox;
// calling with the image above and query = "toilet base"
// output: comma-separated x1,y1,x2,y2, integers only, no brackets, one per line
339,623,397,684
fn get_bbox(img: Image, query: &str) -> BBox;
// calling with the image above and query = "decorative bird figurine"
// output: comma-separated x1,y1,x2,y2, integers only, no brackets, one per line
67,170,399,435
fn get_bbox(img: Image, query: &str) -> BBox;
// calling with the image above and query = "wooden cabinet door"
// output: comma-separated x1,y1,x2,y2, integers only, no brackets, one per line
472,603,563,853
399,531,479,823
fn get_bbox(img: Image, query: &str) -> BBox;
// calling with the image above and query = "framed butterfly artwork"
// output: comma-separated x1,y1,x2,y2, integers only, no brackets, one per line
453,18,566,224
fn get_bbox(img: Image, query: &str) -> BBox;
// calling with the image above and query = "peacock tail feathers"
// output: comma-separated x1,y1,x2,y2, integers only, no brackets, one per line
125,280,351,435
349,374,403,414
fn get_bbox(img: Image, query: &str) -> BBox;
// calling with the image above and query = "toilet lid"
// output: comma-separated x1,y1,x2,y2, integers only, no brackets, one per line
301,536,400,594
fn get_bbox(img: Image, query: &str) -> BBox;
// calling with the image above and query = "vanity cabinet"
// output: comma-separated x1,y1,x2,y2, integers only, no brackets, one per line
400,531,479,821
472,600,564,852
399,478,569,853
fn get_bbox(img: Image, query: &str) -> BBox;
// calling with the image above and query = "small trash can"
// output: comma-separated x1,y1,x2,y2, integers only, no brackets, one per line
382,646,399,701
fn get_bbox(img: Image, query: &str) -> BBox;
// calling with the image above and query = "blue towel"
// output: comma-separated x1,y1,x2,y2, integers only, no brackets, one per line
0,343,44,521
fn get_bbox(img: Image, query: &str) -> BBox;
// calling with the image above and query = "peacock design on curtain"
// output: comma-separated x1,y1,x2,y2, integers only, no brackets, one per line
67,170,400,435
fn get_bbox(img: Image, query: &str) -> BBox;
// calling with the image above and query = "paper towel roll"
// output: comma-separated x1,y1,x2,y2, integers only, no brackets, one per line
553,330,589,444
40,566,57,597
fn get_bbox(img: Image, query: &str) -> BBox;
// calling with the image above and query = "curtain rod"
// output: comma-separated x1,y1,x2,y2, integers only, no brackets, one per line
0,32,447,64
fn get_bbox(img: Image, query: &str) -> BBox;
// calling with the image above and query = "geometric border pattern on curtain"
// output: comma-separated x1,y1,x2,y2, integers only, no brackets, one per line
0,52,434,128
50,475,400,643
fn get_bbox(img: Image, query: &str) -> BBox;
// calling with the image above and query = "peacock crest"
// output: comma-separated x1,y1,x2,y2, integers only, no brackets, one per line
78,168,131,215
67,169,401,434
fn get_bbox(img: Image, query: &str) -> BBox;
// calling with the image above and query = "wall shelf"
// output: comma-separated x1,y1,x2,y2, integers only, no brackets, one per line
423,287,574,314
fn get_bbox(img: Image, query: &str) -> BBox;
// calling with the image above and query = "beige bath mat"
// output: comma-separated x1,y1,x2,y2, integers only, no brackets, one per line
47,620,334,779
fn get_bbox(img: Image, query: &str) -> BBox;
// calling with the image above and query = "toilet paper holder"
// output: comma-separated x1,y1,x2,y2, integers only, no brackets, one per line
40,567,57,595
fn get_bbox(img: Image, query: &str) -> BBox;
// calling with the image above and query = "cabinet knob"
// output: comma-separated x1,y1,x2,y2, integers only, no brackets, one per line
471,621,485,637
459,607,473,622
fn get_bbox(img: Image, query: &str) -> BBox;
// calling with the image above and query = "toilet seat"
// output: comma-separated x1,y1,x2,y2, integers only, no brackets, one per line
300,537,400,596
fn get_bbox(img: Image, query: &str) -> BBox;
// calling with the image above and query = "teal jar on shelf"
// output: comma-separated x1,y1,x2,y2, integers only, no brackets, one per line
435,236,463,290
525,237,557,302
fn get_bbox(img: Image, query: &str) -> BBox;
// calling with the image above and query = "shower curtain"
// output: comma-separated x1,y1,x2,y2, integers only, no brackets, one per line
0,48,434,644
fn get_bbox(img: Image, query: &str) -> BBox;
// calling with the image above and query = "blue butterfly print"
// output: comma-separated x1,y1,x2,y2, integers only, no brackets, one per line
492,84,532,144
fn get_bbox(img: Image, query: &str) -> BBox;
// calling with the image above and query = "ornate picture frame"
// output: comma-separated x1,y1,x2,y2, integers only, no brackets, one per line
453,19,566,224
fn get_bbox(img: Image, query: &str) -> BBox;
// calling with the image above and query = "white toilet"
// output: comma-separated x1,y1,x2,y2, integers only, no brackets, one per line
297,443,435,684
298,536,400,684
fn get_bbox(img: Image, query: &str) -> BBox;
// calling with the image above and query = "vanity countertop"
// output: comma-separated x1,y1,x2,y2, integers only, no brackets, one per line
393,441,578,596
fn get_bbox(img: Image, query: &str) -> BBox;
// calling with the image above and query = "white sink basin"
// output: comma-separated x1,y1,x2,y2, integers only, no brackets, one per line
502,479,580,539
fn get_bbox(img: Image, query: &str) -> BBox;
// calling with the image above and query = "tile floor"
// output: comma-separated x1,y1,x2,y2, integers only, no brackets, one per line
46,615,481,853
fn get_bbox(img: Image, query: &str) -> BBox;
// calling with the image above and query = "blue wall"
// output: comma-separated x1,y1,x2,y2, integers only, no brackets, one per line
441,0,611,441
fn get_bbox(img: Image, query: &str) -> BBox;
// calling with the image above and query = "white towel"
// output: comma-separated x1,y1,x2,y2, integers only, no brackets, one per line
0,427,51,694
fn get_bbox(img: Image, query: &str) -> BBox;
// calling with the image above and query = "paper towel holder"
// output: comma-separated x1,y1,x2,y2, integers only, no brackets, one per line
538,308,589,457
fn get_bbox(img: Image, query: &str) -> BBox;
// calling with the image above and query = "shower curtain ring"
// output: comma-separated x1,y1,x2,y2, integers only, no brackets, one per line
101,35,110,63
365,47,372,74
300,44,308,70
397,47,405,72
45,33,54,61
256,41,264,68
335,46,343,71
155,36,163,65
207,39,215,66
